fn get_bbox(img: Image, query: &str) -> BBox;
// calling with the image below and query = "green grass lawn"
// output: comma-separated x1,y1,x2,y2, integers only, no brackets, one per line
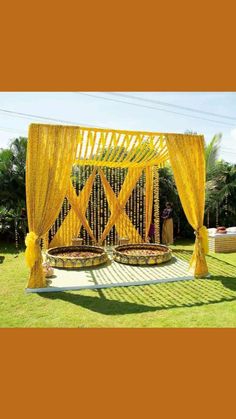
0,240,236,327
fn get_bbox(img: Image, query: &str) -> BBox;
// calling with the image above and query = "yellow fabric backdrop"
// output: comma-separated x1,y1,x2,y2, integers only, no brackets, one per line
166,135,209,277
25,124,79,288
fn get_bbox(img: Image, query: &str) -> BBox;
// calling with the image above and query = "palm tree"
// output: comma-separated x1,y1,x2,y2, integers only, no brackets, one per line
205,133,222,179
10,137,27,177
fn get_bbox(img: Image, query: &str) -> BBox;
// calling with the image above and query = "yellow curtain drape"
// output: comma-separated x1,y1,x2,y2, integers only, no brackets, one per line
25,124,79,288
166,135,209,277
98,169,143,244
145,166,153,241
50,169,97,247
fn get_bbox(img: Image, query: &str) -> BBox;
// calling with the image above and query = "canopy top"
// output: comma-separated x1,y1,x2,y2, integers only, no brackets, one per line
29,123,204,169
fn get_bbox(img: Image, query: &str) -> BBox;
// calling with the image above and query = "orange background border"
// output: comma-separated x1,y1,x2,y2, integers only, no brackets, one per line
1,1,236,417
1,329,236,418
0,1,236,91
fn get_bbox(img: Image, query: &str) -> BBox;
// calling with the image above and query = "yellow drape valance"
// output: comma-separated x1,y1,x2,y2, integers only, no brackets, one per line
74,127,169,168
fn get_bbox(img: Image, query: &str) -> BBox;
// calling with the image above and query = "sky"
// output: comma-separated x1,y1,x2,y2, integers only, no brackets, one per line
0,92,235,162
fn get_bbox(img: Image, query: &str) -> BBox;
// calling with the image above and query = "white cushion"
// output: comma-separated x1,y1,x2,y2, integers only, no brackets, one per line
226,227,236,232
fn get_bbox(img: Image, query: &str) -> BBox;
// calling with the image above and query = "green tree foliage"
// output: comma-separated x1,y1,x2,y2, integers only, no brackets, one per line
206,161,236,226
204,133,236,226
0,137,27,211
0,137,27,241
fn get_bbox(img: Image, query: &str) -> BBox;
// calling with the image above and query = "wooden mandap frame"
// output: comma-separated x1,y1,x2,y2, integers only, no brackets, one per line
25,124,209,290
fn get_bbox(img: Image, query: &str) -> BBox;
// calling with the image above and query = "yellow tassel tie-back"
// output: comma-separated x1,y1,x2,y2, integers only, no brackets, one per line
196,226,209,255
25,232,40,268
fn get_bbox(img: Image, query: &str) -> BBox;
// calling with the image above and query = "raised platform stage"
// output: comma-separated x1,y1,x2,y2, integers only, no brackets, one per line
26,256,194,293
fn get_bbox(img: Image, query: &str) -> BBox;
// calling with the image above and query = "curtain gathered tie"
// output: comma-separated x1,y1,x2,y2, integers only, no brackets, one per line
195,226,209,255
25,232,40,268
